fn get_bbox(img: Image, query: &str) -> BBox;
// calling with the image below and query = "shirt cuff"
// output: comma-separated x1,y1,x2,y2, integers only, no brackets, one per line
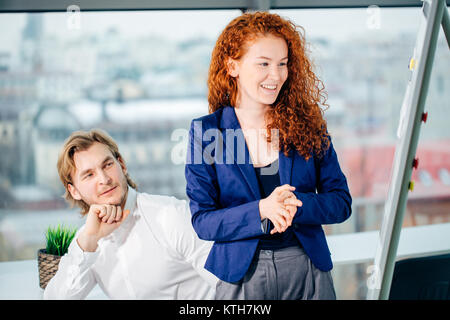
71,238,100,267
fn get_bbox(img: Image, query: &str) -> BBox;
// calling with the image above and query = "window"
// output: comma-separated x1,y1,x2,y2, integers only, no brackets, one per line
274,7,450,299
0,9,241,261
0,6,448,300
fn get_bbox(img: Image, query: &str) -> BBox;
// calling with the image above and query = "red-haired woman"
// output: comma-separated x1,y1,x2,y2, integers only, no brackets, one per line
185,12,352,300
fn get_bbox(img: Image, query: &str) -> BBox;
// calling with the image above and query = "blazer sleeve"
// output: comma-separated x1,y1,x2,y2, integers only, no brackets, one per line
293,138,352,225
185,120,264,242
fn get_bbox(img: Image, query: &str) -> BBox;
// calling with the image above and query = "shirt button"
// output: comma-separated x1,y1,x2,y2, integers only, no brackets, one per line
293,223,300,230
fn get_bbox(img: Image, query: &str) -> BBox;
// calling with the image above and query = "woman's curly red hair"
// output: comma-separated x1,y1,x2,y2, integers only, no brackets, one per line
208,11,330,160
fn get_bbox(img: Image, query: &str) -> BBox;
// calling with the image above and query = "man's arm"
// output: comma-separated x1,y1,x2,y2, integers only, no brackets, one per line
166,199,218,288
43,227,98,300
44,204,131,299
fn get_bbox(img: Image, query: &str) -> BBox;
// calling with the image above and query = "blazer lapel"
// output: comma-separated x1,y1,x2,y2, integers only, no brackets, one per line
220,106,261,200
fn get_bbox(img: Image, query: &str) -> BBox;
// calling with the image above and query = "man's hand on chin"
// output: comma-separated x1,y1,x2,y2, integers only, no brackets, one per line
77,204,130,252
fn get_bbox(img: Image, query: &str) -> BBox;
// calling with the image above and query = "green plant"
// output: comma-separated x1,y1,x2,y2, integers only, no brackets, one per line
45,224,77,256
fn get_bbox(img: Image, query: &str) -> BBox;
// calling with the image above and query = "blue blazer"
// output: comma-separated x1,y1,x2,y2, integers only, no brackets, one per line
185,106,352,283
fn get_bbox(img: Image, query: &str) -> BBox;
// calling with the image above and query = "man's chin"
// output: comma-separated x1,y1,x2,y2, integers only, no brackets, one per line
105,201,121,206
91,185,127,207
105,191,127,207
93,194,122,206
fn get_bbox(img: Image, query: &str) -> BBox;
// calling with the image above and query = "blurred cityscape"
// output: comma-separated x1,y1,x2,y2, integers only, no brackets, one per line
0,11,449,299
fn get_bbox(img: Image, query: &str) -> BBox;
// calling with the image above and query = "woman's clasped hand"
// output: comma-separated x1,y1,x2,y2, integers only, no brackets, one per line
258,184,303,234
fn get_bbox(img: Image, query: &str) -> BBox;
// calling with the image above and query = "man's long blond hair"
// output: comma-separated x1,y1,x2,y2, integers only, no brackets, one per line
57,129,137,216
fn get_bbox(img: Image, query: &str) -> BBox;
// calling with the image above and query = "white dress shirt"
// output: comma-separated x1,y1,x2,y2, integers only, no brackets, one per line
44,188,217,299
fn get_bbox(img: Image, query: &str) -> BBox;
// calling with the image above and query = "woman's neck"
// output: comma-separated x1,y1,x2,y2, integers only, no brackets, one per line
234,100,269,130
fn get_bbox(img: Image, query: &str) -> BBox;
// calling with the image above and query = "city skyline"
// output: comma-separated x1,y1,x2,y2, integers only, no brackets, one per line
0,7,426,53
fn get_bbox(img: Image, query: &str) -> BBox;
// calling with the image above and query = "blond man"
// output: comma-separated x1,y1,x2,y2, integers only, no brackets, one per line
44,129,217,299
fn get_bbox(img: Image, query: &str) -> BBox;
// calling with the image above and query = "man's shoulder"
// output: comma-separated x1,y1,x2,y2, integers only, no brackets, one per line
137,192,186,207
136,192,197,251
136,192,189,222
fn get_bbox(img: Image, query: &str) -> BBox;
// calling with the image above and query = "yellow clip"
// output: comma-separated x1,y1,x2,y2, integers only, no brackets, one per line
409,58,416,70
408,180,415,191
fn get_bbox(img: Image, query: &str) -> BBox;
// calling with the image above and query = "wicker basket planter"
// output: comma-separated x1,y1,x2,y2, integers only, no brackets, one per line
37,249,62,289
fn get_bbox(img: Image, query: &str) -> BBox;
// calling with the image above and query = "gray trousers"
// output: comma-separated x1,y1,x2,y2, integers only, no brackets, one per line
215,246,336,300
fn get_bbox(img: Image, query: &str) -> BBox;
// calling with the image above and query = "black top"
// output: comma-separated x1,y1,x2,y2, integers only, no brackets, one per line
254,159,301,250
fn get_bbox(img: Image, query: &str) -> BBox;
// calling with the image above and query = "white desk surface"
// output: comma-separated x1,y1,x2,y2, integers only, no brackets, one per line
1,223,449,300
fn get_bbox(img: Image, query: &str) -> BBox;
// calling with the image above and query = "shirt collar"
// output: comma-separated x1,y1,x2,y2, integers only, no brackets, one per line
123,186,137,217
